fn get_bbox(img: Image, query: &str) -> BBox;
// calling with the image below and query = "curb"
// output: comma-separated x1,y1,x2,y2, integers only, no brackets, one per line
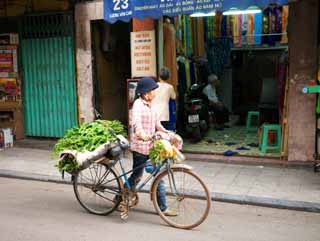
1,169,320,213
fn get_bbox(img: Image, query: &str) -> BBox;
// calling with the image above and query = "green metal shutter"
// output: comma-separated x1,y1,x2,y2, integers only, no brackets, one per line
20,13,78,137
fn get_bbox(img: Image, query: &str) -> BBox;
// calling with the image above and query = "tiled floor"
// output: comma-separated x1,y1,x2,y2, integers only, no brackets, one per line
183,125,281,158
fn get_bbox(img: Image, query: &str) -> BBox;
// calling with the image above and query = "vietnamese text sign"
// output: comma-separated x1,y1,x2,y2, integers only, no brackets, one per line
131,30,157,78
104,0,288,23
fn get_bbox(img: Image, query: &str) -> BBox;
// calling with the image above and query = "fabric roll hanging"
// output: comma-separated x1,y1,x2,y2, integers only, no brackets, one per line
281,5,289,44
163,22,178,90
247,14,255,45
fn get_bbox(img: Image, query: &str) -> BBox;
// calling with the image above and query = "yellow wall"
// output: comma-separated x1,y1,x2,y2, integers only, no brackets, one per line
0,0,70,16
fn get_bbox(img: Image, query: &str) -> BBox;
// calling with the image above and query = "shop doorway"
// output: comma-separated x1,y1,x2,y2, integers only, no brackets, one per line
186,48,288,158
169,6,289,158
91,20,131,124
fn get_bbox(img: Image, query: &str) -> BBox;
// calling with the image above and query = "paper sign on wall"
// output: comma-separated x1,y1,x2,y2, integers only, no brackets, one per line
131,30,157,78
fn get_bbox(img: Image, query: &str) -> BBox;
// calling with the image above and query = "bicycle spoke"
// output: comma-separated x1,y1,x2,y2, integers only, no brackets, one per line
74,163,122,215
152,168,210,229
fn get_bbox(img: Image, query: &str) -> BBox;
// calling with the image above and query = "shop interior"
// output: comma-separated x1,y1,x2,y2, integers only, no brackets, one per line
91,20,131,124
165,5,289,157
0,17,24,143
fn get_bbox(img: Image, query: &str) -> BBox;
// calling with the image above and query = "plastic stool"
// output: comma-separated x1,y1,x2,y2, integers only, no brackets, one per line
259,124,282,154
246,111,260,132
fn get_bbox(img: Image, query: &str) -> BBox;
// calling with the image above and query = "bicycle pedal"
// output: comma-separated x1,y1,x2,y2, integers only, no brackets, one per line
117,204,126,212
120,211,129,221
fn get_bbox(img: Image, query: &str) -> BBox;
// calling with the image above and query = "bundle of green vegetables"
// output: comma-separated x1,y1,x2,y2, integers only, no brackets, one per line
53,120,126,173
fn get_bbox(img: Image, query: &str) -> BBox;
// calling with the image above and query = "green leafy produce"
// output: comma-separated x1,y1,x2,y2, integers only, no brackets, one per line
53,120,126,173
52,120,126,157
55,155,79,173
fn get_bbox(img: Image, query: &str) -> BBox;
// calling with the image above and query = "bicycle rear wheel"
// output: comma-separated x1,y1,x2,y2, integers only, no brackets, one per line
73,162,122,215
151,167,211,229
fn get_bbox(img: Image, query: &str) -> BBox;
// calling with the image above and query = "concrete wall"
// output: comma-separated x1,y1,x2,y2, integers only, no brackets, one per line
287,0,319,161
75,0,104,123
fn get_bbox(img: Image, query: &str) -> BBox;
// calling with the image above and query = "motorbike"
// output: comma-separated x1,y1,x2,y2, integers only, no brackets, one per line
184,84,209,142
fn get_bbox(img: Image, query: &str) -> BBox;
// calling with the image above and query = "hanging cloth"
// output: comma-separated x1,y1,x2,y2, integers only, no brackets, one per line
163,22,178,90
191,18,198,56
247,14,255,45
185,16,193,57
272,6,282,42
185,59,191,88
215,12,223,38
254,12,262,45
261,7,271,45
174,16,184,54
207,16,215,40
241,14,248,45
237,15,243,47
226,15,233,37
221,15,228,37
197,18,206,57
281,5,289,44
232,15,240,46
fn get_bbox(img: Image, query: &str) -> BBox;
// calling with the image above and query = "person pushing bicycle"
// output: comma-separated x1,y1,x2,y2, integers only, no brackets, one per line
128,77,177,216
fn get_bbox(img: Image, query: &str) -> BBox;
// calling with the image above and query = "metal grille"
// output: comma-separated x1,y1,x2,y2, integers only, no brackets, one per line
21,12,78,137
20,12,74,39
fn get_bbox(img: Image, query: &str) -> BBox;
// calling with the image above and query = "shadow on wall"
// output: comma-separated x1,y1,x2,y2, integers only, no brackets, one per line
92,20,131,124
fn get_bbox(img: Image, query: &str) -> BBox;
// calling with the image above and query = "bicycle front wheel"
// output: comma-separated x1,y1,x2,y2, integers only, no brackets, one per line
151,167,211,229
73,162,122,215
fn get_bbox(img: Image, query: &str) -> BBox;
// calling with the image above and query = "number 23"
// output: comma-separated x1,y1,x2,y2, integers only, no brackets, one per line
113,0,129,11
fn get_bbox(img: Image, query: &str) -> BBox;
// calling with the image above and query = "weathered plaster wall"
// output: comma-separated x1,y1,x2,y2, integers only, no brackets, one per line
75,0,103,123
287,0,319,161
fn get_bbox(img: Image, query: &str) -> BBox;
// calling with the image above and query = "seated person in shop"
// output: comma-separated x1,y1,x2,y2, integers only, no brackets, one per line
202,74,229,129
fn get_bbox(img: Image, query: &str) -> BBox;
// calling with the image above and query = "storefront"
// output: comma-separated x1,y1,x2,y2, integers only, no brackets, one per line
76,0,319,163
0,1,78,140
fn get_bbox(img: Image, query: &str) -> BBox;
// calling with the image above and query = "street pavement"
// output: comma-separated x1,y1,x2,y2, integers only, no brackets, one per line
1,178,319,241
0,146,320,212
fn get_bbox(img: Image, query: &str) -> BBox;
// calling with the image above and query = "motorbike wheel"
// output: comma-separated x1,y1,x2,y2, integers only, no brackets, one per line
200,120,208,133
192,126,202,142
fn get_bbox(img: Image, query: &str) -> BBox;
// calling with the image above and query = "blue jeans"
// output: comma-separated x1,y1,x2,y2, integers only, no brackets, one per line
128,152,167,211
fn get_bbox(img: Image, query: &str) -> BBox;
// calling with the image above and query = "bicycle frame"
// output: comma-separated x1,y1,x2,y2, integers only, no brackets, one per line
100,157,180,196
117,158,163,191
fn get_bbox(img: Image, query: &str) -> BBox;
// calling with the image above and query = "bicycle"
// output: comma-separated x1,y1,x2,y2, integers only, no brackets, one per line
72,134,211,229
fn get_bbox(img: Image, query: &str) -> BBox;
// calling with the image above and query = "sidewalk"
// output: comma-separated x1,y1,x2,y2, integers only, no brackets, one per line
1,146,320,212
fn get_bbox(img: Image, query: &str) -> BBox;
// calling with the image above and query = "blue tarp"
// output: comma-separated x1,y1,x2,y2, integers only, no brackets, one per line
104,0,288,23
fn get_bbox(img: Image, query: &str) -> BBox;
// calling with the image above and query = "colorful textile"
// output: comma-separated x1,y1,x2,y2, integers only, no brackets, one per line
232,15,240,46
237,15,243,47
206,17,215,40
197,18,206,56
164,22,178,89
281,5,289,44
241,14,248,45
221,15,228,37
215,12,223,38
247,14,254,45
185,16,193,56
261,8,270,45
254,12,262,45
273,6,282,42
